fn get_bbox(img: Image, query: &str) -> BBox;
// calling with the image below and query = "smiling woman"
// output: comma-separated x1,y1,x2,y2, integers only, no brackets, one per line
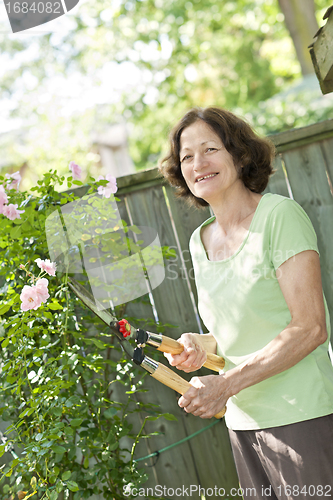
179,121,242,206
159,106,333,499
160,107,275,208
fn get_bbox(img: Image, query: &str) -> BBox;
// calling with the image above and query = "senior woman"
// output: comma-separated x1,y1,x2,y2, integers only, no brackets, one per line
159,107,333,498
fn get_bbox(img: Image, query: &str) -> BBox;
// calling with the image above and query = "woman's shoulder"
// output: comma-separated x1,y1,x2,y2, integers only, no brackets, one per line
258,193,308,220
258,193,317,246
189,215,215,253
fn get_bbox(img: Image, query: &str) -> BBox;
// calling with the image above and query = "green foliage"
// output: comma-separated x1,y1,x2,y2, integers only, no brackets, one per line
1,0,332,180
0,172,170,499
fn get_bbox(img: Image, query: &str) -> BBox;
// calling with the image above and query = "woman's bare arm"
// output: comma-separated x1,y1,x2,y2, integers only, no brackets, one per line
178,250,328,418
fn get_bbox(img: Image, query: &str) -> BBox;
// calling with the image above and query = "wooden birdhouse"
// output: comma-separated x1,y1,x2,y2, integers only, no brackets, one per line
309,5,333,94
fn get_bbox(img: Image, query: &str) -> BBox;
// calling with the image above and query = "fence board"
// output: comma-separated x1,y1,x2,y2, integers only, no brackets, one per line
132,372,203,500
164,185,211,332
177,415,242,500
267,154,291,198
125,185,202,338
116,195,156,330
270,119,333,152
281,142,333,333
320,139,333,194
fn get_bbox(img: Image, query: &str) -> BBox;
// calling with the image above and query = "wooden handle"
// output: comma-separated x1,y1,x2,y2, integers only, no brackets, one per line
158,336,184,354
150,363,226,419
158,336,225,373
205,353,225,372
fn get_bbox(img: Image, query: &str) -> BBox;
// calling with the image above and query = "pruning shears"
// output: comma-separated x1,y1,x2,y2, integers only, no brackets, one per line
68,278,226,419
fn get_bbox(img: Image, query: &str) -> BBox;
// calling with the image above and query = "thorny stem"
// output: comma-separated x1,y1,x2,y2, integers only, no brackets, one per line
130,416,149,472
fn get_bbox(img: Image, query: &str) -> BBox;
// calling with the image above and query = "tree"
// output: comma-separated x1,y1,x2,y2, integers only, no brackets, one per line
278,0,319,75
0,0,330,176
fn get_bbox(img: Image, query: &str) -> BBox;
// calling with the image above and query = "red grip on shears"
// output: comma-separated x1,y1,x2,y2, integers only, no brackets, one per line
118,319,131,338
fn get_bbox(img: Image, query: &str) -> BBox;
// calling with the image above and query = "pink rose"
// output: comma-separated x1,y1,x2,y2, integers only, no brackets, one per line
0,186,8,208
2,204,25,221
5,171,21,191
97,174,117,198
20,285,42,311
69,161,82,181
35,258,56,276
34,278,50,303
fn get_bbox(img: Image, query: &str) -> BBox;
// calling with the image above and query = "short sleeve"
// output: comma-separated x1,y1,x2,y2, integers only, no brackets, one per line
269,199,319,270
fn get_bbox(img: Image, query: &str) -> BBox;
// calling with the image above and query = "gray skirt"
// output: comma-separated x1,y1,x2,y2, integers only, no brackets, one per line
228,414,333,499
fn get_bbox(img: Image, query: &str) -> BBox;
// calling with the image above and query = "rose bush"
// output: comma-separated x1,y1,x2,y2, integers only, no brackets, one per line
0,166,173,500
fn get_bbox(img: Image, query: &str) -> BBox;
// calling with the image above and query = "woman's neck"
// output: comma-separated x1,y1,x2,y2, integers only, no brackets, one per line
209,186,262,236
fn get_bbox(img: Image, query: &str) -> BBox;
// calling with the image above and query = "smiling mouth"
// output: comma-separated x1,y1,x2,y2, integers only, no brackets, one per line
196,173,218,182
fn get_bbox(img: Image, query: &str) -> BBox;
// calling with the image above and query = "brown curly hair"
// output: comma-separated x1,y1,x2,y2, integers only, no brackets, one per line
159,107,276,208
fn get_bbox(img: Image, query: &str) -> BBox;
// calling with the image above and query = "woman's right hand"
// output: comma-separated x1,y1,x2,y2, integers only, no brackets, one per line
164,333,207,373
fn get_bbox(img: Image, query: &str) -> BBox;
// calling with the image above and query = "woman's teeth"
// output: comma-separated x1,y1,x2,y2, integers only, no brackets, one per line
197,173,217,182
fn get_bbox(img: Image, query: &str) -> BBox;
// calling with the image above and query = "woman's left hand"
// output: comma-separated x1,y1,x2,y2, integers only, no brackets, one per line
178,374,230,419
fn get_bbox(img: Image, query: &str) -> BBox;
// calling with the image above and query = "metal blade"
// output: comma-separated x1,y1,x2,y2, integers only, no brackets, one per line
68,278,134,358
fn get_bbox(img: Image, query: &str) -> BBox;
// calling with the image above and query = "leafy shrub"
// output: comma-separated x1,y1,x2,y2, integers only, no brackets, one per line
0,169,172,500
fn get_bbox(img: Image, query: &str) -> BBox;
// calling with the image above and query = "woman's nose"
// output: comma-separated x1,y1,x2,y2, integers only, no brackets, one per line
193,152,208,170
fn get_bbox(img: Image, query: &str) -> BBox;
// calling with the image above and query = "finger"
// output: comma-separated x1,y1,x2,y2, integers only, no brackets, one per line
178,394,192,408
164,351,189,366
189,376,205,389
178,350,206,369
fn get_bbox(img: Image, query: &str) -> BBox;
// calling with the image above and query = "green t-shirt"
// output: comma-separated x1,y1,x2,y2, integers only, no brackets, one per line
190,193,333,430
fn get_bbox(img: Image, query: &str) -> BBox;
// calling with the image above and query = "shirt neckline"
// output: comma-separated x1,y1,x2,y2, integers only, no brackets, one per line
199,193,271,263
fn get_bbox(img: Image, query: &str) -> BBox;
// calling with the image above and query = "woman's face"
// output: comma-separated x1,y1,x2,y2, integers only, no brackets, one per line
179,120,241,203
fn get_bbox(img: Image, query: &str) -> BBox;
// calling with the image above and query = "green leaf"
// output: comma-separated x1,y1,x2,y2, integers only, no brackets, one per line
10,224,22,239
65,396,81,407
50,491,58,500
109,442,118,451
2,337,10,348
163,413,178,421
104,407,118,419
90,338,106,349
50,407,63,417
42,311,54,320
51,445,66,454
47,301,63,311
61,471,71,481
64,426,74,436
19,408,29,419
70,418,83,427
0,304,11,315
66,480,79,492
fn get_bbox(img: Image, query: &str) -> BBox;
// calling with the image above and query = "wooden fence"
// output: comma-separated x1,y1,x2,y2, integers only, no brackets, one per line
99,118,333,500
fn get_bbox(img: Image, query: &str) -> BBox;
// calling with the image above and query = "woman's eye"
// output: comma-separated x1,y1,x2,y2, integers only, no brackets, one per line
181,155,192,162
206,148,217,153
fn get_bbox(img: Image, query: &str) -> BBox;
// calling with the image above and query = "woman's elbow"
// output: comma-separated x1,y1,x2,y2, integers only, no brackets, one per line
312,323,328,347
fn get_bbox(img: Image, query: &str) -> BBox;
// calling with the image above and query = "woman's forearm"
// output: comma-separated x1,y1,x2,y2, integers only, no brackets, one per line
177,321,327,419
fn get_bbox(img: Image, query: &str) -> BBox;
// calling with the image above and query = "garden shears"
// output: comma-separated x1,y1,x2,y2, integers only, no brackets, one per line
68,278,226,419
